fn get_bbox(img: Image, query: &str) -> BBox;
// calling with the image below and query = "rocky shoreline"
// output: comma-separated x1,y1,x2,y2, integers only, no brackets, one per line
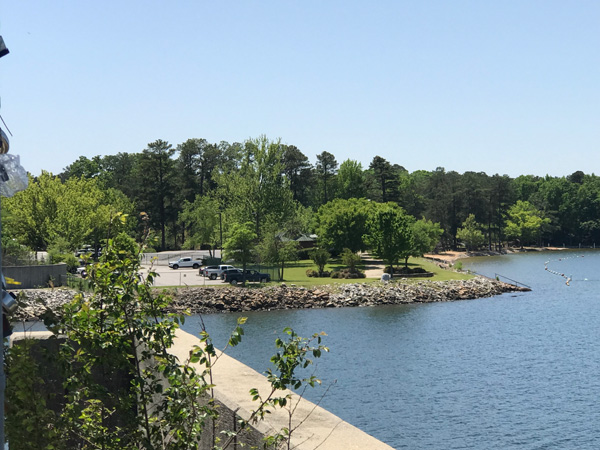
12,277,529,322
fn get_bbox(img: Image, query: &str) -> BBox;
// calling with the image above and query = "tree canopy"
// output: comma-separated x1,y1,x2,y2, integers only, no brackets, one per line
2,133,596,261
364,203,413,271
4,172,134,251
315,198,374,253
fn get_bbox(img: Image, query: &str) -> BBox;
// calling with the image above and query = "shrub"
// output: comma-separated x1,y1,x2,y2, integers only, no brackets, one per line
308,269,331,278
341,248,361,273
48,251,80,273
330,268,366,279
310,248,330,275
384,266,427,275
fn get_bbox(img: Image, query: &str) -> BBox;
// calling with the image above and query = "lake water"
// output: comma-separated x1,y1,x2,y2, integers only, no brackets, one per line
181,250,600,449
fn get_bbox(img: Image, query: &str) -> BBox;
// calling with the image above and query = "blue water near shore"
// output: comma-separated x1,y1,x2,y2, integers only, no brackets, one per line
182,250,600,449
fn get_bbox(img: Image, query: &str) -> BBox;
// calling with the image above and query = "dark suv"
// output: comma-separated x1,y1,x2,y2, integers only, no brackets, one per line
220,268,243,281
223,269,271,285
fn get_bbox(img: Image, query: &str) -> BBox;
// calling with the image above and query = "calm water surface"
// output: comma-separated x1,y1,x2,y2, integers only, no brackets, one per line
182,250,600,449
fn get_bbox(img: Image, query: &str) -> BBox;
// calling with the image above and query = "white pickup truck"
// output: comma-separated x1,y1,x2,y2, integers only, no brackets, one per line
202,264,235,280
168,257,202,269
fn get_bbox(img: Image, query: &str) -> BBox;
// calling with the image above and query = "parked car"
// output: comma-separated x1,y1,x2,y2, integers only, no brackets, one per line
202,264,235,280
220,268,243,283
224,269,271,285
75,245,102,259
169,257,202,269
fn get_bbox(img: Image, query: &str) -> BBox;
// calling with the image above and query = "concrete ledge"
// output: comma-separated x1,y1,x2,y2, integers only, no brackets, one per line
9,330,394,449
171,328,394,450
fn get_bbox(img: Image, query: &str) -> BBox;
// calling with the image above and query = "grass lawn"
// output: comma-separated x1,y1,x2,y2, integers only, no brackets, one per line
410,258,473,281
276,257,473,287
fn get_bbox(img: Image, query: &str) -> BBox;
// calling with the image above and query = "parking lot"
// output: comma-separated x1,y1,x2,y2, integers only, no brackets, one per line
140,264,226,287
140,250,219,268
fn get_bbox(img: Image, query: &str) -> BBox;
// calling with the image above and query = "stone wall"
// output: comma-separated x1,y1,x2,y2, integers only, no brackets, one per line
168,278,528,315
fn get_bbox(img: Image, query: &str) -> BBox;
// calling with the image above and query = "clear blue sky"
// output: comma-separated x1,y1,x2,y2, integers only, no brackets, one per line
0,1,598,178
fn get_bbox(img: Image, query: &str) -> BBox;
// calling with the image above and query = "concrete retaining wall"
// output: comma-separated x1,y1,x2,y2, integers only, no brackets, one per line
172,329,395,450
4,263,67,289
9,329,394,450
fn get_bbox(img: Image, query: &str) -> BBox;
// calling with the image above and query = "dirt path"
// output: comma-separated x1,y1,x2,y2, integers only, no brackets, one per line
361,253,385,278
423,251,468,264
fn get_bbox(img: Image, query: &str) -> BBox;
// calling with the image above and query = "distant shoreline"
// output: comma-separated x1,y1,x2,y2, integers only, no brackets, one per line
424,247,570,265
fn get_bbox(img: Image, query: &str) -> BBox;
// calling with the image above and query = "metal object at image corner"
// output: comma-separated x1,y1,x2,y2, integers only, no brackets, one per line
0,36,9,59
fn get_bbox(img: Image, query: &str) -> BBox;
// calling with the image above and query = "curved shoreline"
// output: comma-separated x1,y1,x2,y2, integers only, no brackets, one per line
424,247,569,265
169,278,529,314
12,277,530,321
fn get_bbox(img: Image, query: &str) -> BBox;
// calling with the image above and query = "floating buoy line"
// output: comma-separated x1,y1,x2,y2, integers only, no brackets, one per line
543,255,597,285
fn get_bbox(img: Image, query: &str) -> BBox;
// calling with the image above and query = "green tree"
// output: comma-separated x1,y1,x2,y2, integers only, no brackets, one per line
60,155,102,181
175,138,203,204
136,139,177,250
310,248,330,276
456,214,486,251
314,198,374,253
223,222,257,285
364,203,413,272
256,226,299,281
282,145,313,206
366,156,402,203
98,152,141,200
216,136,295,240
574,175,600,245
411,218,444,257
425,167,461,249
4,172,134,252
336,159,365,199
513,174,541,203
341,248,361,273
486,174,515,250
176,138,223,202
315,151,338,205
397,170,429,218
504,200,550,247
4,172,60,252
178,195,221,256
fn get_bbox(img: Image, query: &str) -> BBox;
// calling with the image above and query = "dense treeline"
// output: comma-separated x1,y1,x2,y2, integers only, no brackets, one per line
5,135,600,256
